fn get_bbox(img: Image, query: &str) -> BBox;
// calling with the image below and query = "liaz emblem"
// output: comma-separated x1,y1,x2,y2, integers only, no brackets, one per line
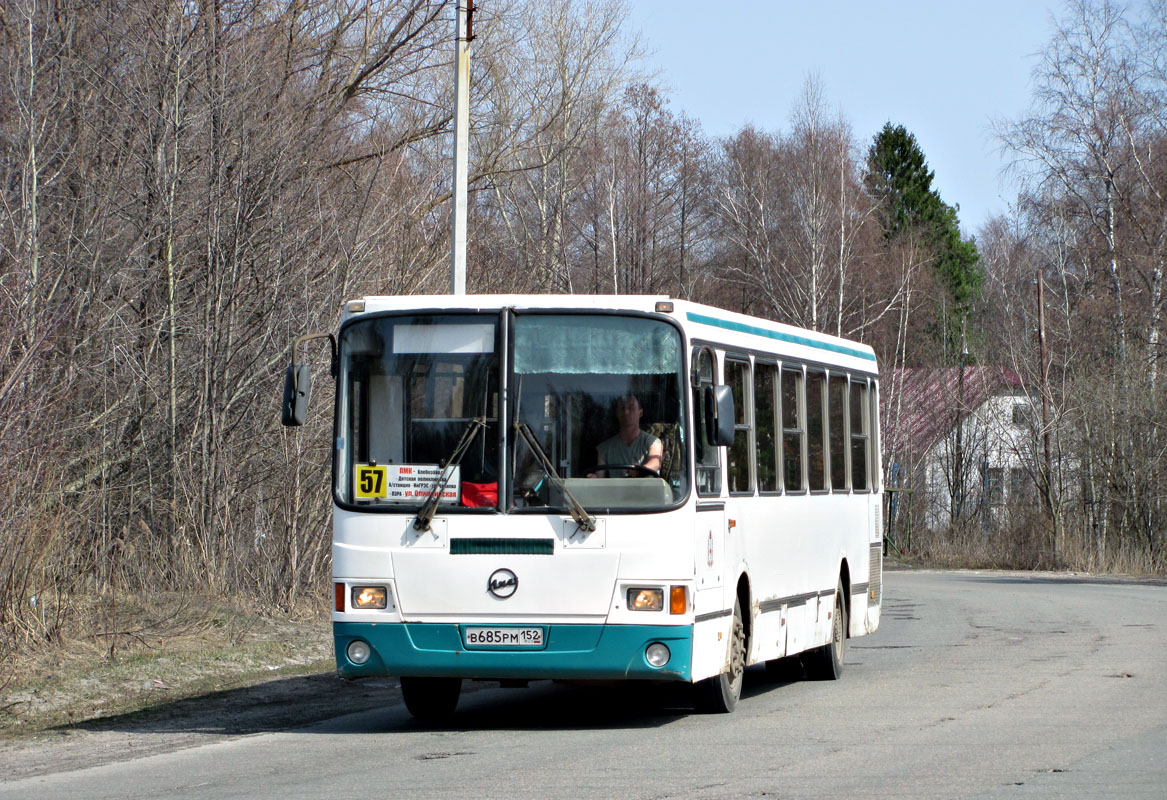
487,568,518,599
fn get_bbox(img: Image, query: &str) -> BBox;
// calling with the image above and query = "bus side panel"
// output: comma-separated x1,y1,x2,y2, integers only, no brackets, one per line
862,497,883,634
739,493,875,660
786,602,810,656
849,498,883,638
735,495,790,665
691,591,733,682
749,602,786,663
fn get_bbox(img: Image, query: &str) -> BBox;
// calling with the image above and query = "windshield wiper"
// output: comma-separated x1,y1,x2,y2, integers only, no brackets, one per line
412,416,488,532
513,422,596,533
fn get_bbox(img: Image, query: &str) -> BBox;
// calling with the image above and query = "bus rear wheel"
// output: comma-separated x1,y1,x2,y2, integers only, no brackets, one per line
401,676,462,721
693,602,745,713
804,581,846,681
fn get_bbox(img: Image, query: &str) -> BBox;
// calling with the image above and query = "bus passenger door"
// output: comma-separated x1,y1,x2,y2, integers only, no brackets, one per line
692,501,727,681
691,345,730,681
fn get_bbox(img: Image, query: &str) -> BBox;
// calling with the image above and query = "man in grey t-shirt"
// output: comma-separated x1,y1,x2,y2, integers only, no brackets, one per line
588,395,663,478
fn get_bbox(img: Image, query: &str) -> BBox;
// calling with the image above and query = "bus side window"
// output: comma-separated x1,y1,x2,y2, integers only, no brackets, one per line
850,379,870,491
781,367,804,491
692,346,721,496
870,381,882,491
727,358,753,494
807,370,827,492
755,363,779,493
829,373,848,491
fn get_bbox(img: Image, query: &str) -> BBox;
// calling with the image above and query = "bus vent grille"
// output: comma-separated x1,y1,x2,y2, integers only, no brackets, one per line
869,542,882,605
450,538,554,555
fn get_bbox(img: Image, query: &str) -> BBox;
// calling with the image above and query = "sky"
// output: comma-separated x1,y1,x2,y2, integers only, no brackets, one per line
623,0,1062,235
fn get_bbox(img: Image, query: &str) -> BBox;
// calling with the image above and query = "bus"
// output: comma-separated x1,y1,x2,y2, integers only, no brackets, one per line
281,295,882,719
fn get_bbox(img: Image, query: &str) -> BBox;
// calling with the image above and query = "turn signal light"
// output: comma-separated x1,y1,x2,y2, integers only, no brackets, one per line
335,582,345,612
670,585,688,614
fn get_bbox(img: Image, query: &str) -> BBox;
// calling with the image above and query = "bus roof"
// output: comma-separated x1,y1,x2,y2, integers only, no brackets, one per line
347,295,877,373
353,294,670,314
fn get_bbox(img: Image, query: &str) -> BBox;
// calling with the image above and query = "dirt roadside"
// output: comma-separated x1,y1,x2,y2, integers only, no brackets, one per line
0,603,407,781
0,669,405,781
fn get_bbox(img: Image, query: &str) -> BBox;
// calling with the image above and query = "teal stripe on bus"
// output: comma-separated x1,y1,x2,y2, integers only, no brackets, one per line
334,621,693,682
686,311,877,362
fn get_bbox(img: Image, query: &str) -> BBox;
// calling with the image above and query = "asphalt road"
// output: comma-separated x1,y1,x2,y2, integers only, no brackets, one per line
3,569,1165,799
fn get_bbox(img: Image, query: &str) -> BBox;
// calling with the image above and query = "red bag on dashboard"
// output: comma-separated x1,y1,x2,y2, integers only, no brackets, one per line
461,481,498,507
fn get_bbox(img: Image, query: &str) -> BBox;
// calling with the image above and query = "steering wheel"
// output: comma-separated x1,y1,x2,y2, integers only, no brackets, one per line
586,463,661,479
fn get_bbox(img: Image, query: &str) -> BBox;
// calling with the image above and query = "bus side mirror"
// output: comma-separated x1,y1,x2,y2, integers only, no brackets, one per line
280,332,336,427
705,384,735,447
281,364,312,427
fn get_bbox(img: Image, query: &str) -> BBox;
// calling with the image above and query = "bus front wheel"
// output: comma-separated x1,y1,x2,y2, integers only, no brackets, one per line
693,602,745,713
401,676,462,721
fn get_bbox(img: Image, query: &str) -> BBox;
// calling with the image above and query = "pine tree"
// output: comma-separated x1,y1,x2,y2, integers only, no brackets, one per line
866,123,983,346
866,123,939,235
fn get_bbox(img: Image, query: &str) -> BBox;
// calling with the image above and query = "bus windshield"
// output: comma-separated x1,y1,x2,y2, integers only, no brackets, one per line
511,313,687,511
335,311,686,511
335,313,501,508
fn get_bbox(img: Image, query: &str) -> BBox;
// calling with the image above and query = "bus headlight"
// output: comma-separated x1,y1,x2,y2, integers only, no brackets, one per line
351,585,388,609
645,642,670,667
347,640,372,665
627,588,664,611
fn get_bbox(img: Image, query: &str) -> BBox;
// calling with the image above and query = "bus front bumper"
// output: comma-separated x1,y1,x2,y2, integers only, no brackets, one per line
334,621,692,682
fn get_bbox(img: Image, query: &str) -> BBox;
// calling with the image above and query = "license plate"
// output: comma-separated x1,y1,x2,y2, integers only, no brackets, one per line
464,626,544,648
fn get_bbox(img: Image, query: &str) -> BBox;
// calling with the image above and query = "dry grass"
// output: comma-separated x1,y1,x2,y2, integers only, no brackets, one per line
0,592,333,737
894,513,1167,576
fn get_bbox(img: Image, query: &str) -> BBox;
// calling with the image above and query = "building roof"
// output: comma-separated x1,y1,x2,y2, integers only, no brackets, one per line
883,366,1023,461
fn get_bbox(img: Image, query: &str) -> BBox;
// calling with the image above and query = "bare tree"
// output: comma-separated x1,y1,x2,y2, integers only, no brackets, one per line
999,0,1167,569
476,0,641,292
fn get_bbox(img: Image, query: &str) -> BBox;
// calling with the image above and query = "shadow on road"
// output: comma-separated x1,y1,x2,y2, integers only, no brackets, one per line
57,662,813,739
311,665,805,735
58,671,403,738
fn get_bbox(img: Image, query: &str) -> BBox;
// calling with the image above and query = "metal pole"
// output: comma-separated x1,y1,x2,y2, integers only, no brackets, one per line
1036,270,1056,551
450,1,474,295
953,321,967,525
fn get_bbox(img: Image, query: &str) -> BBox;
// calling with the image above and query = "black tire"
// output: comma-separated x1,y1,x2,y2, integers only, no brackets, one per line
401,676,462,721
804,581,846,681
693,603,746,713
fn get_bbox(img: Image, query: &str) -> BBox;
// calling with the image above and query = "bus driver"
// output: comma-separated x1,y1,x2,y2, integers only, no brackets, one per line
587,394,663,478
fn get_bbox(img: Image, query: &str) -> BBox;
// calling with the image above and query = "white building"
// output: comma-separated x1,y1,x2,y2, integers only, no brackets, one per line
884,366,1040,532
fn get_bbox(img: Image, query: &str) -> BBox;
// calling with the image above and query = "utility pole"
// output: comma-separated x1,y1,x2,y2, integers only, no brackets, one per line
952,320,968,526
1036,270,1056,553
450,1,475,295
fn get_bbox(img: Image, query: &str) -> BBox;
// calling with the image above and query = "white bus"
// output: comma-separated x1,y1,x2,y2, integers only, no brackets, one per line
282,295,882,719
